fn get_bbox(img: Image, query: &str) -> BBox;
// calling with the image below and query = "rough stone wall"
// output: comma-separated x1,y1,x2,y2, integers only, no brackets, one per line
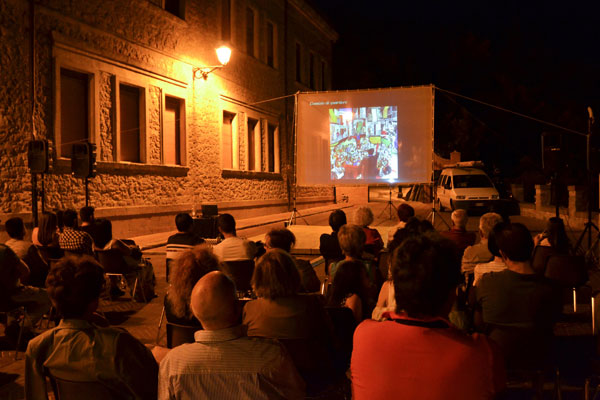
1,0,334,221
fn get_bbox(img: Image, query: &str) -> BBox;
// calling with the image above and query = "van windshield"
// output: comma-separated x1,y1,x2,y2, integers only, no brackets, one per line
453,174,493,188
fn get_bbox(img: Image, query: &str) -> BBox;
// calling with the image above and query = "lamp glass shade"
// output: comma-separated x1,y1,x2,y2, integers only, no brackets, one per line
216,46,232,65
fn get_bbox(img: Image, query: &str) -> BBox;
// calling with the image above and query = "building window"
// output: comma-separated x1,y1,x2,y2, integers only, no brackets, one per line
222,111,238,169
246,7,256,57
221,0,231,42
321,60,327,90
59,68,90,158
267,123,279,172
247,117,258,170
163,0,184,19
266,22,275,67
309,52,315,89
295,43,302,82
164,96,185,165
118,84,143,163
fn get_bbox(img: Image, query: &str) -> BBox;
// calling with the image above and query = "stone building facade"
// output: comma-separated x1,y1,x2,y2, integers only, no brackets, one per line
0,0,337,237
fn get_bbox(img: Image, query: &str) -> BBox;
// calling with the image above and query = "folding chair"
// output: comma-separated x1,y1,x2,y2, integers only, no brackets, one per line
95,249,146,302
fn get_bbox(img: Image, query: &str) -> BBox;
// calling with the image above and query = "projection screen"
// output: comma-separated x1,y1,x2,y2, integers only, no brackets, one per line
296,85,434,185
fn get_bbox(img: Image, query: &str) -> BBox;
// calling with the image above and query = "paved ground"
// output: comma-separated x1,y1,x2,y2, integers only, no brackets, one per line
1,199,598,399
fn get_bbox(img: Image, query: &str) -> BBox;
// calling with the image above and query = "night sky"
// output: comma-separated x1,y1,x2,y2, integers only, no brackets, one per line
314,1,600,181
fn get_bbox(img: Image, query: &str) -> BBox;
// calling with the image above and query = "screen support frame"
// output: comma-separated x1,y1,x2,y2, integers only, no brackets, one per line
287,91,309,226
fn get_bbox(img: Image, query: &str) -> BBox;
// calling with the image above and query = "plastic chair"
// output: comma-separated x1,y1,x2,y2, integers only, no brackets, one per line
95,249,146,302
166,321,199,348
221,260,255,292
0,305,28,360
48,374,116,400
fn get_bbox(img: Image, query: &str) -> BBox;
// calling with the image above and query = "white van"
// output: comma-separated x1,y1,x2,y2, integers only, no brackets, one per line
436,164,499,211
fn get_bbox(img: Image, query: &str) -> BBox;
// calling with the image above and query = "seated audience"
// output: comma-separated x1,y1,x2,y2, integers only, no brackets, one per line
57,209,94,255
440,209,476,255
330,224,376,285
25,256,158,400
264,228,320,293
165,245,220,326
326,260,371,323
95,219,155,299
353,206,383,256
475,223,562,368
159,271,305,400
166,213,205,261
351,232,505,399
386,203,415,245
79,206,100,244
4,217,49,287
532,217,571,273
213,213,256,261
31,212,60,248
243,249,335,394
387,217,434,254
319,209,346,262
473,223,507,286
462,212,503,274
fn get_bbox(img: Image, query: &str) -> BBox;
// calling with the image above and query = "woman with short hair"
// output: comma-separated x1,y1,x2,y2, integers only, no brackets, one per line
353,206,383,256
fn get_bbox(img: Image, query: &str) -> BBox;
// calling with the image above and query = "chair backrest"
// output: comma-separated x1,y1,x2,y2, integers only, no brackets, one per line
544,254,587,287
166,322,199,349
221,260,255,292
36,245,64,263
96,249,132,274
49,374,116,400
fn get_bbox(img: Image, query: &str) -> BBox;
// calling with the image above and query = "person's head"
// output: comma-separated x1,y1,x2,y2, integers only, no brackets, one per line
388,217,435,254
175,213,194,233
217,213,236,235
338,224,366,259
544,217,570,253
329,210,347,232
264,228,296,253
170,244,221,318
450,209,468,229
62,209,78,228
55,209,65,232
94,219,113,248
354,206,374,228
396,203,415,223
5,217,25,240
79,206,95,224
191,271,239,330
392,232,462,318
251,249,301,299
38,212,58,246
479,212,503,240
45,255,105,319
494,222,534,262
327,260,369,306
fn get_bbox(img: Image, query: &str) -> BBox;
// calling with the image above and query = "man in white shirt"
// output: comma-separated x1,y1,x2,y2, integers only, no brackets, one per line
461,212,503,274
158,271,305,400
212,214,255,261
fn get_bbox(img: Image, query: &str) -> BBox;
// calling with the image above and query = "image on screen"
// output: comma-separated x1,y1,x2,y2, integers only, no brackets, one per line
329,106,398,181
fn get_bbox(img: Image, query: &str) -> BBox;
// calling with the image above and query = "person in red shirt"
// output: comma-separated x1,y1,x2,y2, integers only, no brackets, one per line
440,209,476,255
351,232,505,400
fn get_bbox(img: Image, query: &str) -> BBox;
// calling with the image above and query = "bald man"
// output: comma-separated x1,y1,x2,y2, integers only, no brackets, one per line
158,271,305,400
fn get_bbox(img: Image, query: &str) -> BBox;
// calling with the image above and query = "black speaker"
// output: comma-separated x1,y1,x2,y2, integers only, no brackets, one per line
542,146,563,174
201,204,219,217
71,142,97,179
192,216,219,239
28,140,48,173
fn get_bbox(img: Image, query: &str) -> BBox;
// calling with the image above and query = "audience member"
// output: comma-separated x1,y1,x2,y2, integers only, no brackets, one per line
319,209,346,262
326,260,371,322
353,206,383,256
351,232,505,399
213,213,255,261
55,209,64,233
166,213,205,261
165,245,220,326
532,217,572,273
462,212,503,274
4,217,49,287
243,249,335,394
330,224,377,285
440,209,476,255
159,271,305,400
264,228,320,293
25,256,157,400
57,209,94,255
31,212,59,248
79,206,100,243
386,203,415,245
475,222,562,368
472,223,507,286
95,219,155,299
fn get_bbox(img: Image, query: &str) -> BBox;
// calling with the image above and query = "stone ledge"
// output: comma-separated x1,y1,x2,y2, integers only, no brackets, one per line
51,159,189,177
221,169,283,180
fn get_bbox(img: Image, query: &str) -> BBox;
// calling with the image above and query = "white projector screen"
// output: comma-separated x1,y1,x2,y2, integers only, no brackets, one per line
296,86,434,185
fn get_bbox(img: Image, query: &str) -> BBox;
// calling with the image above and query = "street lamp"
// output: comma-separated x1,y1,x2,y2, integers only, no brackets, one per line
193,45,232,80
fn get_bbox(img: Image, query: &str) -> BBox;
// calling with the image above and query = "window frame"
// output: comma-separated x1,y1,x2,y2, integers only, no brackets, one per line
115,78,148,164
265,20,278,69
162,94,187,166
246,6,258,58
